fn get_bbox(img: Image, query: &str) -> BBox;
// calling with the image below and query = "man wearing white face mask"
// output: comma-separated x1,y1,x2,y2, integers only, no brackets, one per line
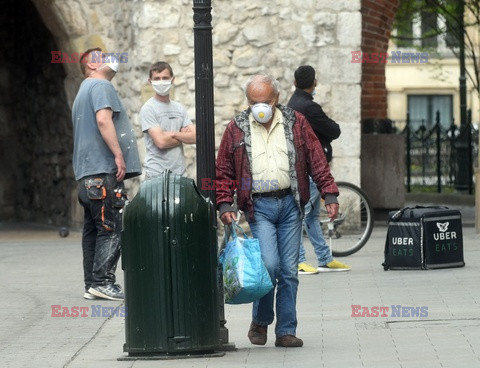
216,73,339,348
72,48,141,301
140,61,196,178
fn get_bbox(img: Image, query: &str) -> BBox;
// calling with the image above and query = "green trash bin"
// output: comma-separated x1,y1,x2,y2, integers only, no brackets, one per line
121,171,219,356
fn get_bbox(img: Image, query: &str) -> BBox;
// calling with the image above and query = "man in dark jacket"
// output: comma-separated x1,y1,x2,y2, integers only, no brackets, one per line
216,73,339,348
287,65,351,274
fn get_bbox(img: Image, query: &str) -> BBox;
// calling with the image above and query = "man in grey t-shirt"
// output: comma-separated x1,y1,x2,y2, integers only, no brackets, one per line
72,48,141,301
140,61,196,177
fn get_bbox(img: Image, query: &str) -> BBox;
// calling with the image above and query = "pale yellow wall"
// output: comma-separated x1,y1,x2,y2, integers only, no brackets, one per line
386,55,479,124
386,11,480,125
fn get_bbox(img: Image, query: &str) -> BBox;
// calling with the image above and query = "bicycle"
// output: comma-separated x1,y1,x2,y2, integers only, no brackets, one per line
233,181,374,257
319,181,374,257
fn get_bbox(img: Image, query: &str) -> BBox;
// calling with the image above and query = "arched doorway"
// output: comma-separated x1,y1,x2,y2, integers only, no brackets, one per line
0,0,75,226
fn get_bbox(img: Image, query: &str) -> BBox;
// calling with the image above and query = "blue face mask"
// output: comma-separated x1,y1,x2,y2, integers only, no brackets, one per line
311,89,316,97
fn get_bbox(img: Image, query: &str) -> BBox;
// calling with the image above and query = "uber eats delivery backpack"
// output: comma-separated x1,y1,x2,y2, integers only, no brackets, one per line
383,206,465,270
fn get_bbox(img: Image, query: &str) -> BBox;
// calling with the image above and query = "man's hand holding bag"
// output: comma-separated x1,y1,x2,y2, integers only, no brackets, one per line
218,224,273,304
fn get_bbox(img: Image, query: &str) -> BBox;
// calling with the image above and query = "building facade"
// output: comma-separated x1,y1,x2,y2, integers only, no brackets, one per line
386,4,480,127
1,0,366,226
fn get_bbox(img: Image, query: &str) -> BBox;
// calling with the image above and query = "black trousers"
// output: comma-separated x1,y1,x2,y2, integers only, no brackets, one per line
77,174,127,291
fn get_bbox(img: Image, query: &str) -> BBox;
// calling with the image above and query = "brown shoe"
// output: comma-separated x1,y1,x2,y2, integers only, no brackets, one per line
248,322,267,345
275,335,303,347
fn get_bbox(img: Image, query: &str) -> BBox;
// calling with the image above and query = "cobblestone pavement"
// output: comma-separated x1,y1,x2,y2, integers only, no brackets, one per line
0,215,479,368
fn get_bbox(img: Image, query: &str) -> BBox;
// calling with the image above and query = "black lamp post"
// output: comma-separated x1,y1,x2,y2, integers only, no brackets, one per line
192,0,234,350
193,0,216,203
455,0,470,191
458,0,467,130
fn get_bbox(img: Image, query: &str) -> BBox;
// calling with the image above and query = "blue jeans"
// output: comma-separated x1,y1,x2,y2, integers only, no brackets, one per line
247,194,302,338
298,178,333,266
78,174,127,291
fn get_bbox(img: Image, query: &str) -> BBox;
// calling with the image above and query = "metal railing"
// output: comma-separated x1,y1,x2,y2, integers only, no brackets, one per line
392,111,478,193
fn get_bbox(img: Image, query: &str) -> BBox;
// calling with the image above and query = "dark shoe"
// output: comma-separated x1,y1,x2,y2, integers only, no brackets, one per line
275,335,303,347
88,285,124,301
83,290,98,300
248,322,267,345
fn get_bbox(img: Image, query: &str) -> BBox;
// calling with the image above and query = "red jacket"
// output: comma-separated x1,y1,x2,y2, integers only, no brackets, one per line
216,105,338,221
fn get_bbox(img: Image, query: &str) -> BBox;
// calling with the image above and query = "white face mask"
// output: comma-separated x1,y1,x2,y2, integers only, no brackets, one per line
97,61,119,77
251,103,274,124
151,79,173,96
97,55,119,73
105,60,119,73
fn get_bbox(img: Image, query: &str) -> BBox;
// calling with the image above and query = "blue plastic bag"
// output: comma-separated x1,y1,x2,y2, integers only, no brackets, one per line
218,224,273,304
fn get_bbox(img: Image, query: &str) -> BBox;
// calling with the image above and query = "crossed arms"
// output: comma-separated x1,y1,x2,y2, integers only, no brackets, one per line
148,124,196,149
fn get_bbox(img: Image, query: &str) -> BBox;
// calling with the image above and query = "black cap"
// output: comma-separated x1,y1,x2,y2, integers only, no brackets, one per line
294,65,316,89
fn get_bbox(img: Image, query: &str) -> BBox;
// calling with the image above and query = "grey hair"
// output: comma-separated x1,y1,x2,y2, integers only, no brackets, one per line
243,73,280,98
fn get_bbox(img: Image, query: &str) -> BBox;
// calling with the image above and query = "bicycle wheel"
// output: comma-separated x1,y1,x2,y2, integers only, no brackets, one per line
319,181,374,256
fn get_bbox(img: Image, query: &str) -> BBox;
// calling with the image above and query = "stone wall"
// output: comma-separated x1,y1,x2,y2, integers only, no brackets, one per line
361,134,405,209
4,0,362,227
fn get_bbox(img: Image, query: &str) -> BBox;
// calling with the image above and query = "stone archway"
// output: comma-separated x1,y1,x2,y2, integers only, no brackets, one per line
1,0,368,227
0,0,76,226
